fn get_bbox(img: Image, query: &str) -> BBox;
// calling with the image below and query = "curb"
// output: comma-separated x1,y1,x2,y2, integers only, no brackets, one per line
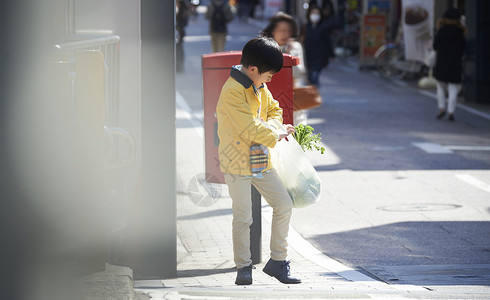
82,264,135,300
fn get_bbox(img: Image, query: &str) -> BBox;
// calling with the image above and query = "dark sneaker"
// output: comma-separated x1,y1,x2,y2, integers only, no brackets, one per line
436,110,446,119
235,264,253,285
263,259,301,284
448,114,455,121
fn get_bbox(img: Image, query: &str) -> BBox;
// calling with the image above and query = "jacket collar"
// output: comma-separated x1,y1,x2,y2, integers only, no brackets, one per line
230,65,253,89
230,65,265,95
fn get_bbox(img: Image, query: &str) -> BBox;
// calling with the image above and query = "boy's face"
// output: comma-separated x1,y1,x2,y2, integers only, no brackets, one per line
247,66,275,87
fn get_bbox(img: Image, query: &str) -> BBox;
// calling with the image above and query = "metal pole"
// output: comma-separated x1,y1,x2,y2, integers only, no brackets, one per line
250,185,262,264
139,0,177,278
1,4,22,298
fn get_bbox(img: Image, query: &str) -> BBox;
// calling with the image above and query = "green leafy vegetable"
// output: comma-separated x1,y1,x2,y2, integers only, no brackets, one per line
292,124,325,154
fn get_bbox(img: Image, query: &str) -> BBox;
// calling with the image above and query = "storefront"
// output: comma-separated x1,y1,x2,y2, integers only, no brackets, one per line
464,0,490,104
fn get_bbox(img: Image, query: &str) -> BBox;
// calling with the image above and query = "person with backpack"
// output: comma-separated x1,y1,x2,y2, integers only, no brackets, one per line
206,0,234,52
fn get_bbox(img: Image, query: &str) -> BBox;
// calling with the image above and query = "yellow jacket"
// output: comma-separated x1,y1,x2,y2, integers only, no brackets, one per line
216,66,283,176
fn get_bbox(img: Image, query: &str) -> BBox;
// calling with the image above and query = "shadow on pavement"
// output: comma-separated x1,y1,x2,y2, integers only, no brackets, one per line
314,158,490,172
177,208,233,220
178,205,272,220
310,221,490,285
178,267,236,278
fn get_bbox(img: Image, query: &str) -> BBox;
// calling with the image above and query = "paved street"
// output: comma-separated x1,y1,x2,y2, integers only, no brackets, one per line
292,57,490,293
136,8,490,299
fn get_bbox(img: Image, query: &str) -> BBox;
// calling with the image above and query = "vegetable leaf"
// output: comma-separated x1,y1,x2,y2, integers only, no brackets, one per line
292,124,325,154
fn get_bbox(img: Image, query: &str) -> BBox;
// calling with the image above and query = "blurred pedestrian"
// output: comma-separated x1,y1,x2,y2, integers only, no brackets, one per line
302,5,335,86
250,0,259,19
262,12,306,86
176,0,190,72
238,0,251,22
433,8,466,121
309,0,334,19
262,12,308,124
206,0,234,52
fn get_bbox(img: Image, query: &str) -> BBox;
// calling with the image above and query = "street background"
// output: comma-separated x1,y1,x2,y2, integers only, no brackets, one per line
136,6,490,299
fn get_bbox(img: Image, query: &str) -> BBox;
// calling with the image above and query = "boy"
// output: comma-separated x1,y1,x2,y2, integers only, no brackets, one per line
216,37,300,285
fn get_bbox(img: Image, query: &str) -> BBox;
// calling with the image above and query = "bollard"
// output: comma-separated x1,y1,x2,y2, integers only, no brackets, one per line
250,186,262,264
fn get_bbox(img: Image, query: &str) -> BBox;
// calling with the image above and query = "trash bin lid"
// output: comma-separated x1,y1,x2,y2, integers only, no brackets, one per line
202,51,297,69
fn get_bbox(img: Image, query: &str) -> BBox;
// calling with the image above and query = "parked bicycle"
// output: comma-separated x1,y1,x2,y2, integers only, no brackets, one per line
374,42,428,80
332,29,359,59
332,9,360,59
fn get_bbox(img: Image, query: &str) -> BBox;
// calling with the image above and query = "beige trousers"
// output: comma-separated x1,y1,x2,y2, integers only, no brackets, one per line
210,32,226,52
225,169,293,269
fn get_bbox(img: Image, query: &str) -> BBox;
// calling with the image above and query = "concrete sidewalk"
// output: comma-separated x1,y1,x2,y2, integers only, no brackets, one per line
133,93,443,300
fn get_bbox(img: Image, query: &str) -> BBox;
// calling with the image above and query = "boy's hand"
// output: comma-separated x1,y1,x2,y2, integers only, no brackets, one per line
278,124,295,141
284,124,295,134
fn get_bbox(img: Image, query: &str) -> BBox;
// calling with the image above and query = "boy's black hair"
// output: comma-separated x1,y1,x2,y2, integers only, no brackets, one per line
240,37,283,74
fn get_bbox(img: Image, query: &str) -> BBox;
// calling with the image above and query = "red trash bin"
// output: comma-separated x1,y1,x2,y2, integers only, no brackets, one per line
202,51,298,183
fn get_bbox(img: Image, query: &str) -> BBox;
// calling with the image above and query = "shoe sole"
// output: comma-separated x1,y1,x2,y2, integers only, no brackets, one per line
263,268,273,277
263,269,301,284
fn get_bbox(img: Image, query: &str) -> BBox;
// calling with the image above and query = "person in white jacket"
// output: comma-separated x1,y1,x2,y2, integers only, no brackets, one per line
262,12,306,86
261,12,308,125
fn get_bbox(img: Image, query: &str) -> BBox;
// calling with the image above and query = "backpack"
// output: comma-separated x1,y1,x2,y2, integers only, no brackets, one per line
211,2,227,33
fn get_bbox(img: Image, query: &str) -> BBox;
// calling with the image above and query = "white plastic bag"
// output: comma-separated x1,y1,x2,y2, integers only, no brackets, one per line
271,138,321,208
